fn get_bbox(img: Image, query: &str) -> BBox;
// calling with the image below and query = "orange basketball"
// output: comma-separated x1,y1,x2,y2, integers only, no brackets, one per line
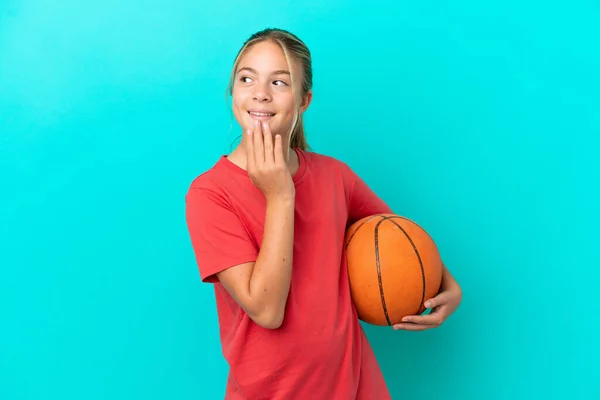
344,214,443,326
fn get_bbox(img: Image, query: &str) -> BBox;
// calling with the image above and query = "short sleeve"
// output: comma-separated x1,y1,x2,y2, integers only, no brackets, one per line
343,163,393,224
185,187,258,283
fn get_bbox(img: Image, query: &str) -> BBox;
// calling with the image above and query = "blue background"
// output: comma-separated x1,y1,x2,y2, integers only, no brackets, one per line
1,1,598,399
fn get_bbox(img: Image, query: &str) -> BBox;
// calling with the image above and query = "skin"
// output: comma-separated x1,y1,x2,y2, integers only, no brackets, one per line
227,40,312,172
217,39,462,331
393,264,462,331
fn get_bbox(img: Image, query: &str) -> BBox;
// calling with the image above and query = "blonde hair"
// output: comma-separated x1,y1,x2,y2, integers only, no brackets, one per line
226,28,313,150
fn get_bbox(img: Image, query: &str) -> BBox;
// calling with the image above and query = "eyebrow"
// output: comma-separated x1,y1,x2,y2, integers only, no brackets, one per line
237,67,290,76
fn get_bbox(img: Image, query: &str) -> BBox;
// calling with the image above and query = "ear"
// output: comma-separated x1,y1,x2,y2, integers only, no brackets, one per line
299,90,313,114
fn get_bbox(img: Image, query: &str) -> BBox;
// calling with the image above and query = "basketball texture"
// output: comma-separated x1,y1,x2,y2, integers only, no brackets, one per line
344,214,443,326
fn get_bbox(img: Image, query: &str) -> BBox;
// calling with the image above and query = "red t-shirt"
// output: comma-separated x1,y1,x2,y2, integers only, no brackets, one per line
185,148,393,400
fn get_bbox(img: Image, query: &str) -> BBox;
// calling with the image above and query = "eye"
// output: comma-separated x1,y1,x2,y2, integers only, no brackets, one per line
273,80,288,86
239,76,252,83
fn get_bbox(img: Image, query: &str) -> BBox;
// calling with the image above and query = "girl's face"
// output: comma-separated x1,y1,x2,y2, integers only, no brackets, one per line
231,40,310,141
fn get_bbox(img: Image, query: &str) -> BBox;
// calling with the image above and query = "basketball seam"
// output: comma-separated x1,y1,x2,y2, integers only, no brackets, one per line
374,218,392,326
344,214,381,248
384,217,427,314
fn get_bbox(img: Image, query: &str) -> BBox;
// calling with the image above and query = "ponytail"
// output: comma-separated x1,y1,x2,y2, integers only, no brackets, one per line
289,114,309,151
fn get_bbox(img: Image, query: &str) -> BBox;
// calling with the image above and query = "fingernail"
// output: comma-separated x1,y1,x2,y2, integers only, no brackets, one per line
246,129,252,135
424,301,431,308
262,122,268,130
255,120,259,127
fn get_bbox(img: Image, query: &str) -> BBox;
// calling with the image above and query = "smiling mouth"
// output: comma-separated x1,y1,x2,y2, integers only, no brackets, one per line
248,111,276,118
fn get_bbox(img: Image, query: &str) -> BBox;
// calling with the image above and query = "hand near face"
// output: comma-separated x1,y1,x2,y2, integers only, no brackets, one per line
245,120,295,201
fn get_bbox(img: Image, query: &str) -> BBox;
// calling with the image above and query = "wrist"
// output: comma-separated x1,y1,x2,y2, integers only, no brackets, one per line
266,192,295,206
440,263,459,291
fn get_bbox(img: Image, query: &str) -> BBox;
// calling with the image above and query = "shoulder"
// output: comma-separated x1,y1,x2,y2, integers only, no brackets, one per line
302,150,358,183
302,150,353,173
185,157,236,208
187,170,220,194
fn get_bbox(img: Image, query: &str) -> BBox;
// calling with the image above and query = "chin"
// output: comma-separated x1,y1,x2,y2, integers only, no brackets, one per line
246,115,279,131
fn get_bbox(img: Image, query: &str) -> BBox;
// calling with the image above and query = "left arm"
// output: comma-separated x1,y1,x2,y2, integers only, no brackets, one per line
341,160,462,331
342,161,392,223
439,263,462,295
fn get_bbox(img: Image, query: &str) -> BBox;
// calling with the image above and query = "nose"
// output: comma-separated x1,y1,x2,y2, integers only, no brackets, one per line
252,82,272,102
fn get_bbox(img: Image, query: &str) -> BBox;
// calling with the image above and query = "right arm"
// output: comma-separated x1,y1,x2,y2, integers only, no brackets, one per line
185,121,296,330
218,122,296,329
216,195,294,329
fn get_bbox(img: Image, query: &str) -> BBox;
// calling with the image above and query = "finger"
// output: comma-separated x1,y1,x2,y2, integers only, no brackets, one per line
392,322,432,331
262,122,274,164
423,291,451,309
273,134,284,166
253,120,264,164
245,129,255,170
400,312,444,326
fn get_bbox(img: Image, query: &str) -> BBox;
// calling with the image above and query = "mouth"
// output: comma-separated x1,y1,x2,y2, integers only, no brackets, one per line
248,110,276,120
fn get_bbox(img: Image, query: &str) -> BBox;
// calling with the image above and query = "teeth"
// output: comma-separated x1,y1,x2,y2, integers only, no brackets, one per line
249,112,275,116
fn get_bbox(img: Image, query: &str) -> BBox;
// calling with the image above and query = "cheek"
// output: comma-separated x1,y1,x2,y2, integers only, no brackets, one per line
231,92,247,119
275,94,297,115
232,91,243,109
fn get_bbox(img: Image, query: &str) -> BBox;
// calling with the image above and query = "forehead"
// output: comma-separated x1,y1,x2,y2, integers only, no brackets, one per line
237,40,294,74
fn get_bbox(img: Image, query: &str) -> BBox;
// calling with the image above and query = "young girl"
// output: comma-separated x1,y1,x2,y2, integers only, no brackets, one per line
185,28,462,400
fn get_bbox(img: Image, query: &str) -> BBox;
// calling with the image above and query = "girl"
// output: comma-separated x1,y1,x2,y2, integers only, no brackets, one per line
185,28,462,400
